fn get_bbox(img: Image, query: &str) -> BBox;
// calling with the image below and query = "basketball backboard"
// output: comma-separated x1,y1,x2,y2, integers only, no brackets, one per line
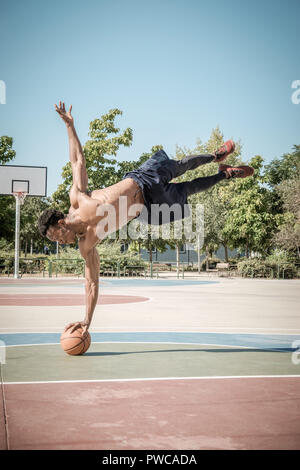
0,164,47,197
0,164,48,278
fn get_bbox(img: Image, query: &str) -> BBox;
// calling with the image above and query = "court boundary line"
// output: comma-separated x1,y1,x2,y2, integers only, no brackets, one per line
0,364,9,449
3,341,297,351
4,374,300,385
1,329,300,334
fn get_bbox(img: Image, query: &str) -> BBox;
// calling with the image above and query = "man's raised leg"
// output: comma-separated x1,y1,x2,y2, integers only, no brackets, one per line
174,140,235,177
183,163,254,196
183,171,227,196
175,153,215,177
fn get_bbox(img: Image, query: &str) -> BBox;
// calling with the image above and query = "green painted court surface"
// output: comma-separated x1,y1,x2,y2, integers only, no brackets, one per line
3,342,299,383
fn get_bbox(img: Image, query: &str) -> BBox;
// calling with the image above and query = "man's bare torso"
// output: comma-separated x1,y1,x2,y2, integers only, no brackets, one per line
69,177,145,252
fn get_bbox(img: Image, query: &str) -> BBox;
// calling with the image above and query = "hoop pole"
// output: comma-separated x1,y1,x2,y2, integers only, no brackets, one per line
14,196,21,279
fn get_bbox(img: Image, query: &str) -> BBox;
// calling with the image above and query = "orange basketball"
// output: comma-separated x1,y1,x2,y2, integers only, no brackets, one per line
60,327,91,356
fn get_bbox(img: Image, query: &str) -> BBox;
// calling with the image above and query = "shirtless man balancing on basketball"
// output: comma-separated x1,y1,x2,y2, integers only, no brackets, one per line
38,101,254,334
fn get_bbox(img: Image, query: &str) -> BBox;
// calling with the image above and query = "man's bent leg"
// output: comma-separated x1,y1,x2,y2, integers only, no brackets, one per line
184,171,226,196
174,154,215,177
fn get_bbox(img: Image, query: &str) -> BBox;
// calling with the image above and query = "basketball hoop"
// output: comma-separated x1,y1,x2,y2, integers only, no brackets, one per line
0,164,47,279
12,191,28,205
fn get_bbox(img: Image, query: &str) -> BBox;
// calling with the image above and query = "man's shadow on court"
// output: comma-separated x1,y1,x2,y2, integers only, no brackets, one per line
84,347,294,357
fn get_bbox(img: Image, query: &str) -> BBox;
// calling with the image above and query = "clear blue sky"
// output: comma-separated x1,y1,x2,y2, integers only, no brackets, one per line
0,0,299,196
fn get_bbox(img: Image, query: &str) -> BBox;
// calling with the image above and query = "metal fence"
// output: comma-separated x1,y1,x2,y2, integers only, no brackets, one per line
0,257,299,280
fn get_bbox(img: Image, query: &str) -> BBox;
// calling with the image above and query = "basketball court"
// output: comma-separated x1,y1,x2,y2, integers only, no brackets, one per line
1,276,300,450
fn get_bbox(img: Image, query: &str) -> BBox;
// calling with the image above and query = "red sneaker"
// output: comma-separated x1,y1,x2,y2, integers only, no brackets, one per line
213,140,235,163
219,164,254,179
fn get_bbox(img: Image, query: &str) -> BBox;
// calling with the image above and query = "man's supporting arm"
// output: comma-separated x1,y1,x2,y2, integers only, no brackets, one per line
83,247,100,328
64,246,100,334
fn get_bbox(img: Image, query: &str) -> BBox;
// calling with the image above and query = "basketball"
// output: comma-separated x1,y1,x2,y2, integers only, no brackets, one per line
60,327,91,356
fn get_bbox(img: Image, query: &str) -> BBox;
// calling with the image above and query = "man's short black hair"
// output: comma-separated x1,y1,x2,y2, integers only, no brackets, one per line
38,209,65,237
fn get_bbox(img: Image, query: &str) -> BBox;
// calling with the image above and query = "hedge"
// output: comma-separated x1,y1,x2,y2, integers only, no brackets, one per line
237,258,299,279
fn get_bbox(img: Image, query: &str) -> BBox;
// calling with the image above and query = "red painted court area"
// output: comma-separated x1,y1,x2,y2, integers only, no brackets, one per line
0,294,149,306
2,377,300,450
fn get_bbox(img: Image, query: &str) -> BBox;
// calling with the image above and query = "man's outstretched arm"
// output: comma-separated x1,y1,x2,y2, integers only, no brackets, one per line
64,246,100,334
55,101,88,193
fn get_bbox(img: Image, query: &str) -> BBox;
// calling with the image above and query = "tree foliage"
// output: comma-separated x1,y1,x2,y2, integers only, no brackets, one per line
264,145,300,258
52,109,152,212
20,196,52,254
0,136,16,164
0,136,16,241
222,156,279,256
264,145,300,187
273,173,300,257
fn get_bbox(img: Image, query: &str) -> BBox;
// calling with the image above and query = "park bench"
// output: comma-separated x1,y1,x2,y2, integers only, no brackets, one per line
216,262,230,276
101,268,116,277
123,266,146,277
206,262,230,276
152,263,172,272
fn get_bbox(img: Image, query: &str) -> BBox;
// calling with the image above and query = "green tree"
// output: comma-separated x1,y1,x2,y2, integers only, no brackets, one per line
0,136,16,242
264,145,300,187
264,145,300,216
0,136,16,164
222,156,278,257
20,196,51,255
263,145,300,258
273,175,300,258
0,197,14,243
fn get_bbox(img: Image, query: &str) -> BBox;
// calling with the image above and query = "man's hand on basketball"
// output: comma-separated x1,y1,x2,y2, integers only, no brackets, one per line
55,101,74,126
64,321,89,335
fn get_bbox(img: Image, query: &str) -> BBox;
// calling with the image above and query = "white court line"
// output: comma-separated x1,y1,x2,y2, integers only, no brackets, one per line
3,375,300,385
2,341,297,351
1,328,300,333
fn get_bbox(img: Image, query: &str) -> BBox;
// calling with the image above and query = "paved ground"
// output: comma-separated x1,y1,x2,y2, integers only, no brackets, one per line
0,276,299,334
0,276,299,449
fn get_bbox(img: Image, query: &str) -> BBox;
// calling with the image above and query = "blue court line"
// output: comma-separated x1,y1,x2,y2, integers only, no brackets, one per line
0,332,299,350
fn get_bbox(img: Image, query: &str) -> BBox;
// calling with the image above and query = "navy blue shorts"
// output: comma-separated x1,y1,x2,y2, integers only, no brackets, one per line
123,149,189,225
